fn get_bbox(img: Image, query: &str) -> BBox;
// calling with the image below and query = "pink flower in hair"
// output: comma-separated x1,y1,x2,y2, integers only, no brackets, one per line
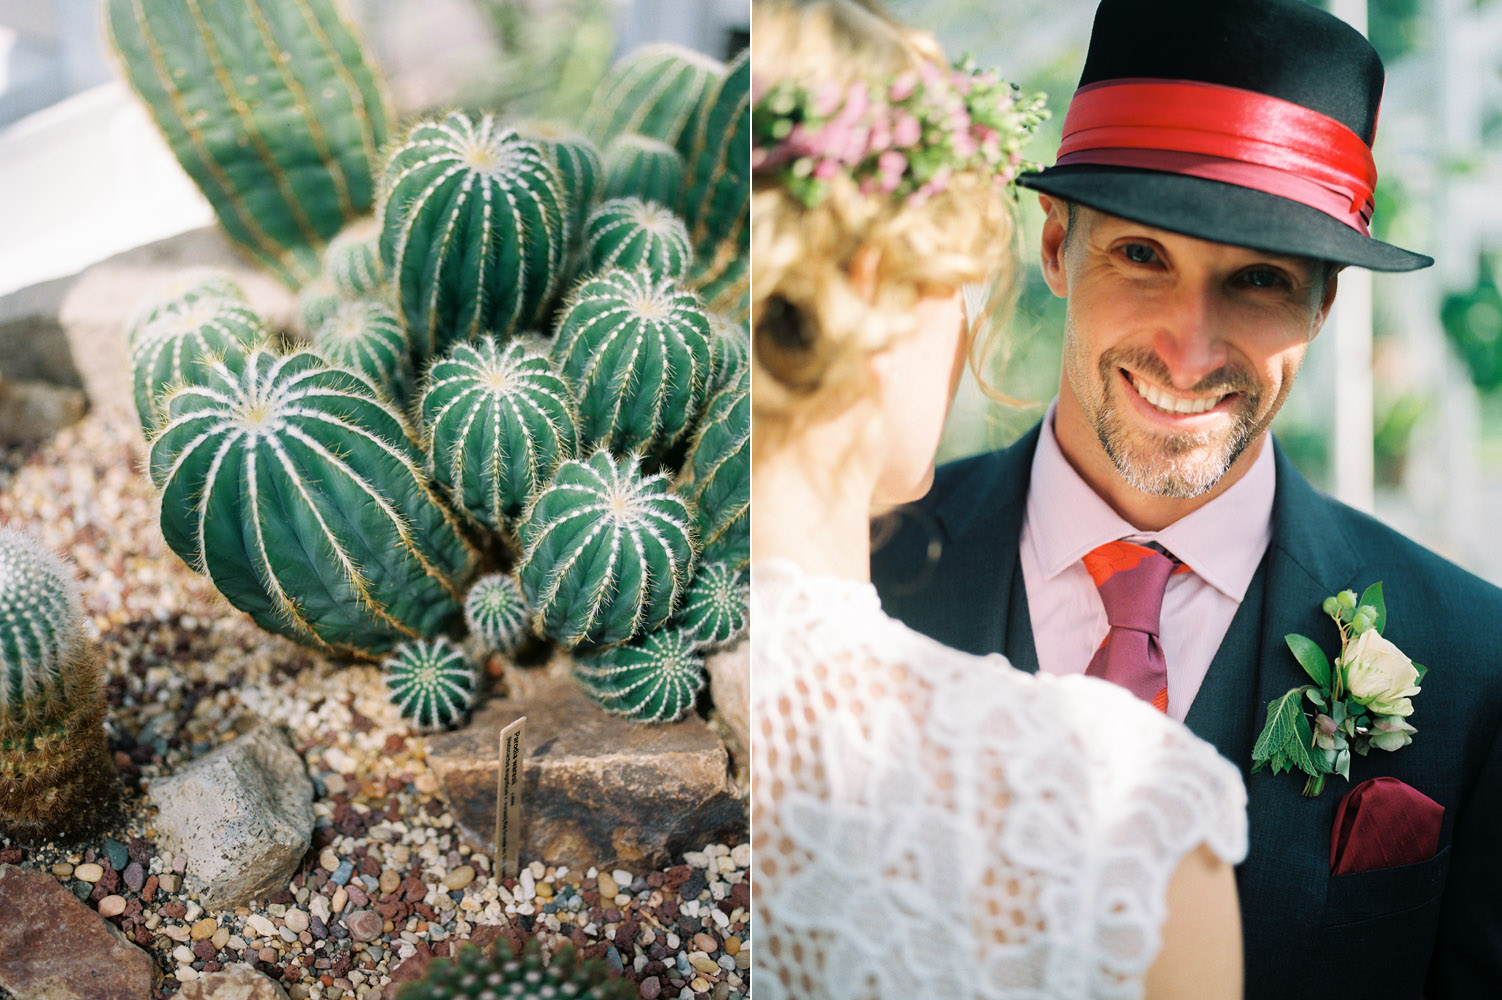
877,150,907,192
893,112,922,148
843,81,871,120
813,158,840,180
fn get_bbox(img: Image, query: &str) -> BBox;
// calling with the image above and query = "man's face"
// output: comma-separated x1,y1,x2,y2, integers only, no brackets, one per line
1041,198,1338,500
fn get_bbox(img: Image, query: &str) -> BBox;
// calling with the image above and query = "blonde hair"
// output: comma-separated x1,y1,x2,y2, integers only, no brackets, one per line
751,0,1020,453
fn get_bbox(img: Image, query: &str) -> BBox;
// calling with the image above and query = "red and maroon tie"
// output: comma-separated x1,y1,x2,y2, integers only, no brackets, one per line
1082,540,1184,713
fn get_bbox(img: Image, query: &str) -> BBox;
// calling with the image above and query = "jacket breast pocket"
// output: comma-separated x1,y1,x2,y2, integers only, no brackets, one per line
1313,846,1450,992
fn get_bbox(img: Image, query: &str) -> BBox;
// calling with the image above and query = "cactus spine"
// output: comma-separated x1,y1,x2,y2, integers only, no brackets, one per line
574,625,705,723
518,450,694,648
312,298,412,404
130,294,264,438
552,268,711,458
0,527,119,846
585,197,693,282
676,561,747,649
383,637,477,730
149,346,477,657
396,939,637,1000
463,573,532,654
602,134,686,213
685,365,749,569
421,337,578,530
380,113,567,362
582,43,724,153
105,0,391,287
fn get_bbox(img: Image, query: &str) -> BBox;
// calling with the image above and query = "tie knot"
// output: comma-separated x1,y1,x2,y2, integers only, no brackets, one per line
1083,540,1178,634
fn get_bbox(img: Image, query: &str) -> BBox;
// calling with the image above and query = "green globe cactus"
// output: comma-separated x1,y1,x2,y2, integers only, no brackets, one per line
0,527,120,846
518,121,604,254
463,573,532,654
584,197,693,282
396,939,636,1000
551,268,711,459
685,365,748,569
602,133,686,212
704,311,749,397
383,637,477,730
582,43,724,154
105,0,391,287
323,217,386,298
675,561,747,649
574,625,705,723
312,298,412,404
130,294,264,438
149,346,478,658
298,276,343,337
125,269,247,347
380,113,568,363
518,449,695,648
421,337,578,530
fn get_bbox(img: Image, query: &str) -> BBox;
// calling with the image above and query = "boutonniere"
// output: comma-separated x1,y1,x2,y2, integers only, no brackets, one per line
1252,584,1427,797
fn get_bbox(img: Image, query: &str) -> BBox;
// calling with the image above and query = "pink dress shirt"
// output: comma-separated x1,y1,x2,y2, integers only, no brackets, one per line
1020,400,1276,721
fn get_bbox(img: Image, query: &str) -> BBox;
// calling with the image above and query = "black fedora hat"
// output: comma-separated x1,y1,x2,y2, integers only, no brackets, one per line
1019,0,1432,271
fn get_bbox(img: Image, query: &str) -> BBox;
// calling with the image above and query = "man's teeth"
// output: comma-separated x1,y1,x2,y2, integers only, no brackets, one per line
1130,374,1226,415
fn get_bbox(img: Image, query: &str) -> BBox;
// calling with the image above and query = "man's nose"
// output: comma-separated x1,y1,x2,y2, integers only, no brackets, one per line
1152,281,1230,388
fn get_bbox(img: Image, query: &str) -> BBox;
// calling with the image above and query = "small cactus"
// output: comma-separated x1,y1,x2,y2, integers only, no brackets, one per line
551,268,711,459
383,637,478,730
675,561,747,649
125,269,247,346
519,121,604,254
704,311,749,397
574,625,705,723
685,365,749,569
312,298,412,404
323,217,386,298
463,573,532,654
602,134,686,213
130,294,264,438
583,43,724,154
421,337,578,530
297,276,343,336
584,197,693,282
380,113,568,363
395,939,636,1000
0,526,119,846
518,450,695,648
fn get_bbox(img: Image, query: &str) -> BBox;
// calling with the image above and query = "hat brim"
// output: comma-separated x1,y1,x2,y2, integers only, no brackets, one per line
1018,164,1432,272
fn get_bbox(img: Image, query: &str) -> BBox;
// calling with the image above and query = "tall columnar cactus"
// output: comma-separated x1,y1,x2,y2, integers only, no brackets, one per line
149,346,478,657
323,217,386,298
130,294,264,438
574,625,705,723
126,269,247,346
683,48,750,322
396,940,637,1000
582,43,724,154
685,365,749,569
552,268,712,459
0,527,119,846
519,122,604,253
380,113,567,364
421,337,578,530
105,0,391,287
518,450,695,648
584,197,693,283
602,134,686,213
383,637,477,730
705,312,750,397
463,573,532,654
312,298,412,404
675,561,748,649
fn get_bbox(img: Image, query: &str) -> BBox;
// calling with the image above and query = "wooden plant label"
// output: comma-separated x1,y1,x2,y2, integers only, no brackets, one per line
495,715,526,879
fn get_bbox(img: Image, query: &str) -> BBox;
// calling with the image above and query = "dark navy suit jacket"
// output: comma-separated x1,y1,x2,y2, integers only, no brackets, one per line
871,423,1502,1000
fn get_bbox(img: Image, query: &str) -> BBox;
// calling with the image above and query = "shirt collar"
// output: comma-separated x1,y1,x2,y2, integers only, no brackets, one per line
1024,398,1276,602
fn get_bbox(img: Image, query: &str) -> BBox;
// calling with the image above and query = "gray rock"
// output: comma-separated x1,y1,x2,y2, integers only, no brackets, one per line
0,377,86,446
0,864,157,999
177,964,290,1000
148,723,314,912
705,638,749,787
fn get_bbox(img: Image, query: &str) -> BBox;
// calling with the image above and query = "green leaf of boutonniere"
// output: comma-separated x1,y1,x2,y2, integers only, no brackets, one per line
1358,582,1386,634
1251,688,1324,778
1285,633,1332,688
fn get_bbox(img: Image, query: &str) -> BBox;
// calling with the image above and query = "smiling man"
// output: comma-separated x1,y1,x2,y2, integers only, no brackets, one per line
871,1,1502,998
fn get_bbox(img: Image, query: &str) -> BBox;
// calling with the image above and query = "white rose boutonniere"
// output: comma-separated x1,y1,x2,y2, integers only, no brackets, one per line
1252,584,1428,797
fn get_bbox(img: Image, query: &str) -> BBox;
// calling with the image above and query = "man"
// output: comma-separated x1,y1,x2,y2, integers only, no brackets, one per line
871,2,1502,998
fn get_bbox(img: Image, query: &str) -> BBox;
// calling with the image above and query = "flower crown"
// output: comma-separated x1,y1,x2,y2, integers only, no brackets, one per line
752,56,1048,208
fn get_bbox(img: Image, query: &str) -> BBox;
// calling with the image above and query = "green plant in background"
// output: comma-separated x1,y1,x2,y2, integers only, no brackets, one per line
469,0,616,123
1441,255,1502,393
130,287,265,437
395,938,636,1000
585,197,694,282
675,561,748,649
0,526,120,846
104,0,391,287
383,637,479,730
574,624,706,723
464,573,532,655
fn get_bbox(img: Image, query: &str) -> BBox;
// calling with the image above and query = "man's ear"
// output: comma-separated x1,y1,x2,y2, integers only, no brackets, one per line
1311,265,1342,335
1038,194,1071,299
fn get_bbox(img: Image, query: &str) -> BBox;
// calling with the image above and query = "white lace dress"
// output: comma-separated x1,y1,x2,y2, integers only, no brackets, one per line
752,560,1249,1000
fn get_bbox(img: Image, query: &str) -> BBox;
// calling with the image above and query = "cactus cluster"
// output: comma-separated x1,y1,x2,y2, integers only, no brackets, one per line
396,939,636,1000
0,527,119,845
114,3,749,722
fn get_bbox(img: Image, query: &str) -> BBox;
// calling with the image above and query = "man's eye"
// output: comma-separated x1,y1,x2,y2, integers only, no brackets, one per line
1121,243,1157,264
1241,267,1288,289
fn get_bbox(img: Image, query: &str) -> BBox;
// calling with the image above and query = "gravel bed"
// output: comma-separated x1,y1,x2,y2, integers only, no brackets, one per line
0,414,751,1000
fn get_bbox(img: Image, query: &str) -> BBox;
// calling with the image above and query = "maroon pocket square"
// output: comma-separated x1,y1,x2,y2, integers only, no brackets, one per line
1330,776,1444,875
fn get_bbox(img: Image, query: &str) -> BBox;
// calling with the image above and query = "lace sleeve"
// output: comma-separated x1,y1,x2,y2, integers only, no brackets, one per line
751,561,1248,1000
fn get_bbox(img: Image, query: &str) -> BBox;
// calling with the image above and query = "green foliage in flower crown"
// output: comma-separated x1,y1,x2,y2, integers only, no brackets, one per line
0,527,119,846
685,365,749,569
396,938,636,1000
150,346,478,658
130,293,264,438
574,625,705,723
674,561,748,649
421,337,578,531
380,113,568,366
518,450,695,648
582,43,724,154
585,197,693,282
464,574,532,655
384,637,477,730
323,217,386,299
312,298,412,405
602,134,686,213
551,268,712,460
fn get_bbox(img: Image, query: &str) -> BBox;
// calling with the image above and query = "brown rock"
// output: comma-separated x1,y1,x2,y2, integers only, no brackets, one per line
0,864,157,999
426,660,745,869
344,909,383,942
705,639,749,786
177,962,291,999
0,377,85,446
